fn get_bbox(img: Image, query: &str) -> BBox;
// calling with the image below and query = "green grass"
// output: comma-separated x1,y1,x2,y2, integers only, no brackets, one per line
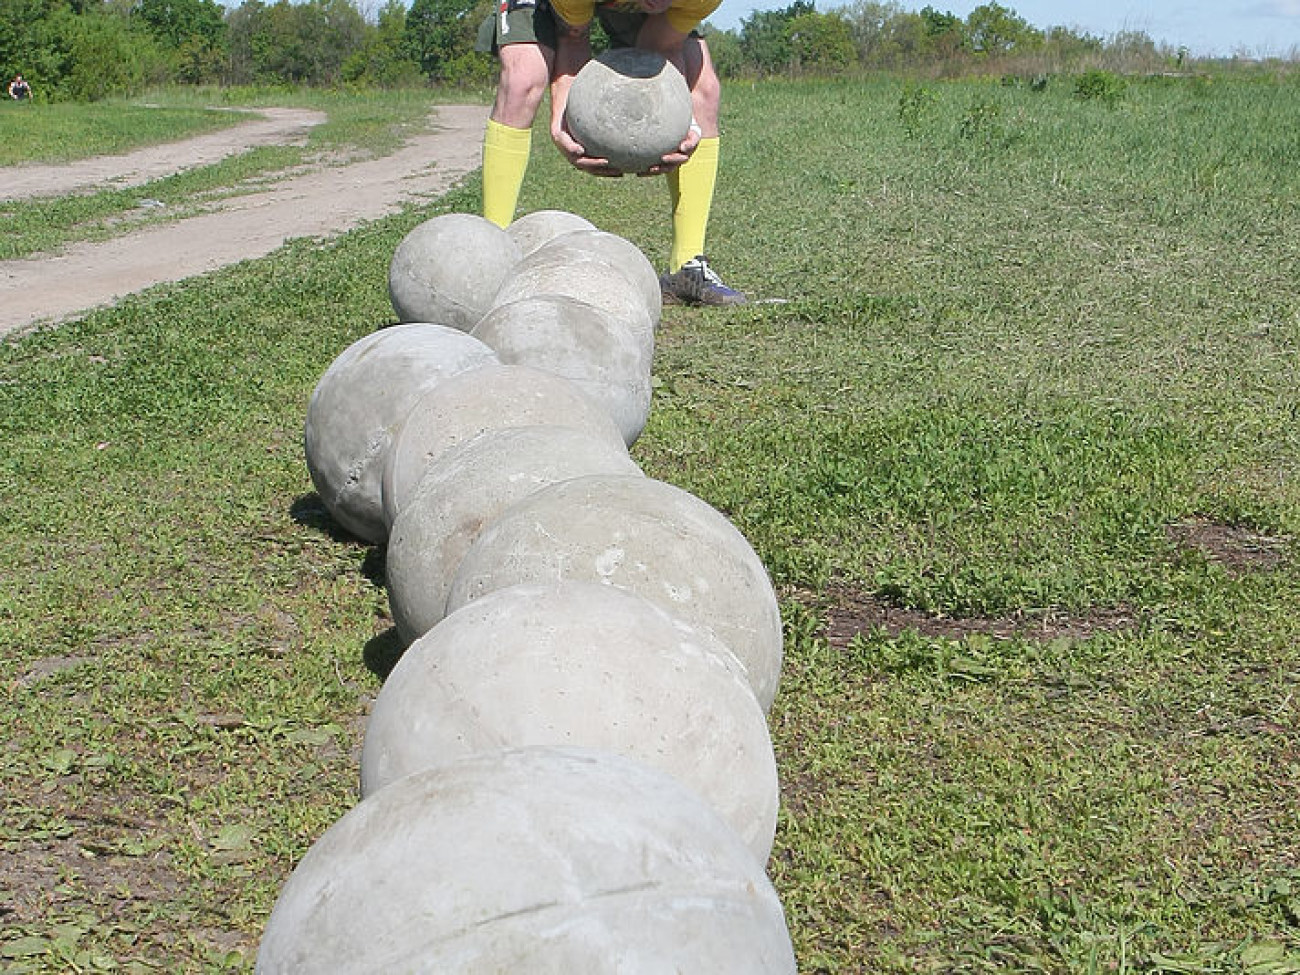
0,96,241,166
1,74,1298,972
1,86,478,259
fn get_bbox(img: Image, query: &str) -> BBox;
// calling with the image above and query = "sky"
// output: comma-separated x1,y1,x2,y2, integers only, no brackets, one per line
705,0,1300,58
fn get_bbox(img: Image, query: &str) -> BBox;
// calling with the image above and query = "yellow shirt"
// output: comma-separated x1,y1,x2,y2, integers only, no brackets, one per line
550,0,720,36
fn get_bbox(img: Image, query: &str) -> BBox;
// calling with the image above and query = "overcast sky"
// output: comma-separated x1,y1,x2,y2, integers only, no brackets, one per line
705,0,1300,58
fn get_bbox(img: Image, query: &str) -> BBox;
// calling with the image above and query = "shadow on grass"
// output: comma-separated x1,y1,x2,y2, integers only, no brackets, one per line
364,627,407,682
289,492,389,589
289,492,356,544
290,492,403,679
360,545,387,590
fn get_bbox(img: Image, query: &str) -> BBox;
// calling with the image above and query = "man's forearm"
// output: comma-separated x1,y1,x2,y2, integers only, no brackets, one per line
550,26,593,131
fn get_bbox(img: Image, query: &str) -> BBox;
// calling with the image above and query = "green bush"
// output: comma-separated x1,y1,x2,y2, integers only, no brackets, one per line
53,10,167,101
1073,67,1127,105
701,24,745,79
785,10,857,75
896,81,936,139
958,93,1001,139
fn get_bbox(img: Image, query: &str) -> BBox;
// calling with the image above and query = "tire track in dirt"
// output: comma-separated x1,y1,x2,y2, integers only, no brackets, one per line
1,104,489,340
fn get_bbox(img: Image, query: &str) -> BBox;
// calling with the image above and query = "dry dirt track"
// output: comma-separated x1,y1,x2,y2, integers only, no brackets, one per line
0,103,490,340
2,106,329,201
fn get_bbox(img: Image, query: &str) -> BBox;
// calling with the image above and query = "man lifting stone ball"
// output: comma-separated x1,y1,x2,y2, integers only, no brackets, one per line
477,0,747,306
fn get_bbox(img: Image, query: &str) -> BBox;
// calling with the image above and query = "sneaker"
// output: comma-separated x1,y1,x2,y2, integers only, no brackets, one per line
659,255,748,307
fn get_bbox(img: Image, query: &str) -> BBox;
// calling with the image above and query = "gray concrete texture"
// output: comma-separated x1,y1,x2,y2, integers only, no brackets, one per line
380,363,628,526
445,474,784,711
281,212,794,971
488,249,657,366
385,426,642,644
471,294,652,446
302,324,497,543
256,747,796,974
564,48,693,174
530,228,663,326
361,581,780,861
389,213,522,331
506,209,597,257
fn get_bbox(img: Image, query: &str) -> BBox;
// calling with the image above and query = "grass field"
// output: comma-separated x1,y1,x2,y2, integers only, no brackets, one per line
2,73,1298,972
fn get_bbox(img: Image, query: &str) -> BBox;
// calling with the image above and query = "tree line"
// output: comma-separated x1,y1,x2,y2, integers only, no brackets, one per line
0,0,496,100
0,0,1231,102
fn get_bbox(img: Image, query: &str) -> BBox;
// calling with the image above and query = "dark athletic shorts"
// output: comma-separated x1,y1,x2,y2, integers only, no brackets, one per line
476,0,558,52
476,0,698,54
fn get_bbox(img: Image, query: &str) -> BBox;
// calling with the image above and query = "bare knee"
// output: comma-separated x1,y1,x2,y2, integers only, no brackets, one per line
686,38,721,134
492,44,552,127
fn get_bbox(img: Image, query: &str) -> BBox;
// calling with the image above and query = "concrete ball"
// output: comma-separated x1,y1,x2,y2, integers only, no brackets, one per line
471,295,651,446
389,213,522,330
564,48,693,174
446,474,783,711
506,209,597,257
489,249,656,365
529,229,662,328
386,426,642,644
362,581,780,861
381,363,628,525
256,748,797,974
302,324,498,543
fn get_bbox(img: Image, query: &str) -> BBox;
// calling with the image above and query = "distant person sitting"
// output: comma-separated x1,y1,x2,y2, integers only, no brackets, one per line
8,75,31,100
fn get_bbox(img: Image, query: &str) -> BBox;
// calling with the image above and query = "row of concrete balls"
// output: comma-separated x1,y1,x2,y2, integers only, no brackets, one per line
257,211,797,971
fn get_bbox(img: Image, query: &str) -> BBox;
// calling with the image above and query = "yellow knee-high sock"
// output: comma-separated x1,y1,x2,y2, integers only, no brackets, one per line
667,136,720,272
482,119,533,228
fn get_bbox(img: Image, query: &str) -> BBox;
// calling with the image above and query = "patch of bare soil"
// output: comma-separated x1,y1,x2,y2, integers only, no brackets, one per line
805,517,1290,648
1167,517,1289,573
0,103,490,340
814,586,1137,647
2,777,249,965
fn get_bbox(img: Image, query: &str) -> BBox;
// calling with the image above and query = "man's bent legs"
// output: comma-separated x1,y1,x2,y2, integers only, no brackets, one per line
483,41,553,227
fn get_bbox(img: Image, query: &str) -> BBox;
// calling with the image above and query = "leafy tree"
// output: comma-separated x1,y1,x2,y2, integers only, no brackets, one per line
785,9,855,74
171,31,223,80
312,0,367,80
918,5,959,39
918,4,964,57
341,0,422,86
134,0,223,49
835,0,901,63
0,0,59,87
739,0,812,75
4,0,167,98
964,1,1038,57
223,0,261,83
699,24,743,79
39,4,165,99
134,0,226,81
837,0,951,67
1045,24,1101,58
225,0,365,85
403,0,485,80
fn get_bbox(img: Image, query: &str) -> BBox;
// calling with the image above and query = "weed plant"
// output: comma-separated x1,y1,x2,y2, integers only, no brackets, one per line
1,75,1298,972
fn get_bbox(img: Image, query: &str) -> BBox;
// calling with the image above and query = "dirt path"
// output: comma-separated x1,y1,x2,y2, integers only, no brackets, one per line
1,106,328,201
0,103,490,340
